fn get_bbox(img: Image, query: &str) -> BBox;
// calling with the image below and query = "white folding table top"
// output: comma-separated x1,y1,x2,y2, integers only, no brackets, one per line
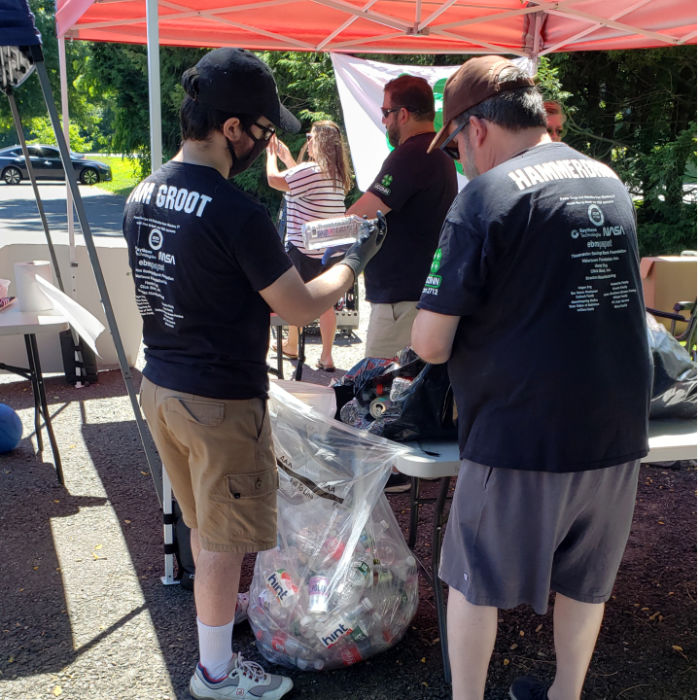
0,307,68,337
395,418,698,479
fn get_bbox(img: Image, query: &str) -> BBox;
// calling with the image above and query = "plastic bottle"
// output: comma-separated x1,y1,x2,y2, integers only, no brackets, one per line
390,376,413,401
269,630,305,657
296,656,325,671
340,399,367,427
308,574,330,613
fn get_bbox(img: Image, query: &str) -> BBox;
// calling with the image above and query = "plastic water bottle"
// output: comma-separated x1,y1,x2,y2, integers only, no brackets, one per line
340,399,365,427
390,376,413,401
308,575,330,613
302,215,366,251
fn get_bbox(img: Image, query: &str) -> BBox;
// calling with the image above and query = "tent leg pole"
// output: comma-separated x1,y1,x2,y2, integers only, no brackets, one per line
161,465,178,585
31,49,163,505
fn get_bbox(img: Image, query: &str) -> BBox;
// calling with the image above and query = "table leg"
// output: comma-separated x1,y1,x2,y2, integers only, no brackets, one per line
294,326,305,381
25,333,64,485
275,325,284,379
407,476,419,549
432,476,452,684
23,335,44,453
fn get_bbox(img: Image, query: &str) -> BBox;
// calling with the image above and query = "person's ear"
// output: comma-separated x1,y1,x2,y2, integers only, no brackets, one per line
470,115,487,146
221,116,242,142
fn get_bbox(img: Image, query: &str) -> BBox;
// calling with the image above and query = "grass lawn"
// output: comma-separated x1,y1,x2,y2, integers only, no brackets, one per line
95,155,141,197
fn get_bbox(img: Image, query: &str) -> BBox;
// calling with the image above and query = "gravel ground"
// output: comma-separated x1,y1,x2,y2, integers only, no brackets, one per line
0,284,462,700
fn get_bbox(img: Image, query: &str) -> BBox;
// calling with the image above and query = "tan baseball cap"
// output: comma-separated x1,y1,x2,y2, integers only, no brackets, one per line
428,56,534,153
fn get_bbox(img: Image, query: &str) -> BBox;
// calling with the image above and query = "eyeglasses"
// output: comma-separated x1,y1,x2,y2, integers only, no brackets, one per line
547,127,564,137
440,120,469,160
380,106,415,119
249,120,276,142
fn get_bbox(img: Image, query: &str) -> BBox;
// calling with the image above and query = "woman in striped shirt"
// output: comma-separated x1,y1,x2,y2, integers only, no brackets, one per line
266,120,353,371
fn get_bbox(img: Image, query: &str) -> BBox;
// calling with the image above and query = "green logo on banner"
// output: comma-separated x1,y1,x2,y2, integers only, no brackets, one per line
433,77,463,176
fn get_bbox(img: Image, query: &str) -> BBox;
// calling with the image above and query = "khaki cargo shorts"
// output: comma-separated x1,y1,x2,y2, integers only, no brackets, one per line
140,376,278,553
365,301,419,359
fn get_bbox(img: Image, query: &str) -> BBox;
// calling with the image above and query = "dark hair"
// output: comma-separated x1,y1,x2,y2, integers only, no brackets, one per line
459,65,546,131
311,120,354,194
179,80,258,142
384,75,435,122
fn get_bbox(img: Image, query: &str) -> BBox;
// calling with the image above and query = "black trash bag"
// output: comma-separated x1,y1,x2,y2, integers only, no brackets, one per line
647,313,697,419
334,347,457,441
381,361,457,442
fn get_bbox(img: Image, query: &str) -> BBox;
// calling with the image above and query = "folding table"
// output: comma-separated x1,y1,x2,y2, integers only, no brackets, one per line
0,307,68,483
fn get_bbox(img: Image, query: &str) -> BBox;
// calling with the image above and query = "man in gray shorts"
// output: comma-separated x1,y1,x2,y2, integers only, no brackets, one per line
412,55,651,699
124,48,384,700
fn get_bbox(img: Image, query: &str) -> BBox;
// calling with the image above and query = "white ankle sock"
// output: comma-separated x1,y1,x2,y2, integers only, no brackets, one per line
197,617,235,681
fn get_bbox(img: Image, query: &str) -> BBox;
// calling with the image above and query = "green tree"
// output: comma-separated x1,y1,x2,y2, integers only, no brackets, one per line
0,0,104,149
549,48,697,256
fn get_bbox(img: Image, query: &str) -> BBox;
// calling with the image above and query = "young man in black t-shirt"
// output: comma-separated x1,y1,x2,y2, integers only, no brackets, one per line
412,56,651,700
123,48,384,700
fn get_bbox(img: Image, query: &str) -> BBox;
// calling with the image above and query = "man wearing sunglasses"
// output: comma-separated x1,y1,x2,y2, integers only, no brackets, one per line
123,47,385,700
347,75,457,362
412,56,651,700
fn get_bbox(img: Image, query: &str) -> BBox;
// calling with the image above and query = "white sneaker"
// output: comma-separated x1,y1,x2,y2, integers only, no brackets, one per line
189,653,293,700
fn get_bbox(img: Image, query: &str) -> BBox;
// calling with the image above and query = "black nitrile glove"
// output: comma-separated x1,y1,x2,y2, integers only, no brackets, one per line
321,243,351,265
339,211,387,280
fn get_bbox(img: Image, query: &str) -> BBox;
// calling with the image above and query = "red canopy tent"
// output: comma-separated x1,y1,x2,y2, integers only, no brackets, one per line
54,0,696,169
56,0,696,55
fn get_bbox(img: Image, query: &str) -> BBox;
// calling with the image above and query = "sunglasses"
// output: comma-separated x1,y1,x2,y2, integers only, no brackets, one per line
381,105,416,119
305,133,313,141
440,120,468,160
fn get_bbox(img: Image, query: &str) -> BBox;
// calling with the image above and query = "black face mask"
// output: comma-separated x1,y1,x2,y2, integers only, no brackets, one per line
226,129,268,178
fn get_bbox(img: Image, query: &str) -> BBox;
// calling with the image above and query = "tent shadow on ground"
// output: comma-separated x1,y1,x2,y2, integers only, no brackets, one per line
0,448,108,677
76,411,455,699
0,373,145,413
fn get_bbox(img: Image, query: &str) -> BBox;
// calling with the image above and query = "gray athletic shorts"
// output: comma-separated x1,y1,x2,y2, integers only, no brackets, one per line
439,458,640,614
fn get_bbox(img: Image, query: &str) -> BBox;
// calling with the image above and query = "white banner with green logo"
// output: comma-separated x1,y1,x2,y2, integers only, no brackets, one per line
331,53,468,192
331,53,533,192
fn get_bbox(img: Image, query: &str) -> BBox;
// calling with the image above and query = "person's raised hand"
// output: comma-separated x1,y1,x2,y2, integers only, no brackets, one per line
275,138,295,167
266,134,279,158
340,211,387,280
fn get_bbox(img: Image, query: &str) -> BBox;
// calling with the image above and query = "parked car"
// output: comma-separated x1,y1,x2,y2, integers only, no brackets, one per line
0,144,112,185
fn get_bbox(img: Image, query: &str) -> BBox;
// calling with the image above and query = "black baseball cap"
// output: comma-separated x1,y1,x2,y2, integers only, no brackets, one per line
182,48,300,133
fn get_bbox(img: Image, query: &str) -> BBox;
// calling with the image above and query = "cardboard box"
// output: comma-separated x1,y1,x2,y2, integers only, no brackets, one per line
640,255,697,331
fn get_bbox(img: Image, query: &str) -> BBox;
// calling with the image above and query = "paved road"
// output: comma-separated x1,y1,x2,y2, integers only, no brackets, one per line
0,181,126,243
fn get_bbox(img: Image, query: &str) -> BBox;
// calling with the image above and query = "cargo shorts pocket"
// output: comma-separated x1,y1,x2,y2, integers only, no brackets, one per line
165,397,225,427
222,468,279,501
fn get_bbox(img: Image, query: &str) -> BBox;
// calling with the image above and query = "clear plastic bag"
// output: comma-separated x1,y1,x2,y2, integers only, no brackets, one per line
248,383,418,670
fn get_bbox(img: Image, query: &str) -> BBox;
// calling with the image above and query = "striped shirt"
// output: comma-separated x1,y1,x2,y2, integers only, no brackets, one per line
283,162,346,258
